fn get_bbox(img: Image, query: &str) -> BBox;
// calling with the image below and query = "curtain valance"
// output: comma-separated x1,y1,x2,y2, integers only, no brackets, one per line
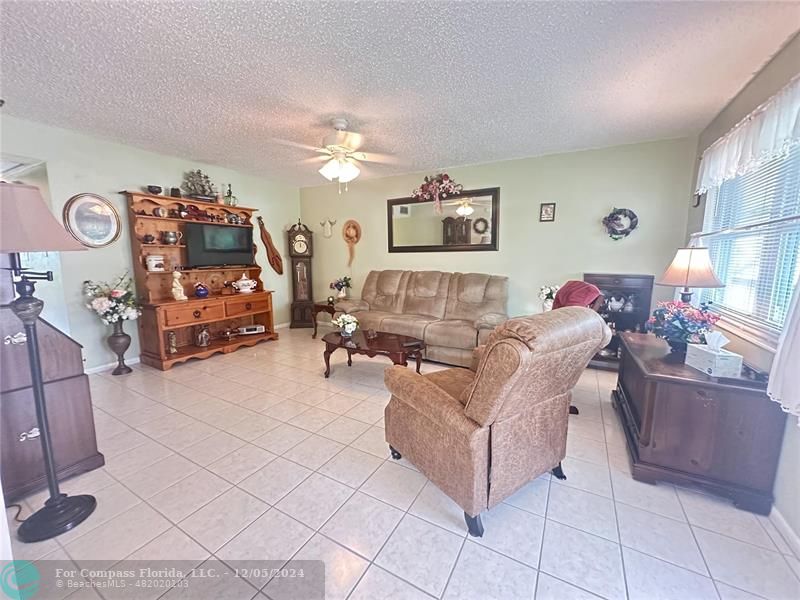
696,74,800,194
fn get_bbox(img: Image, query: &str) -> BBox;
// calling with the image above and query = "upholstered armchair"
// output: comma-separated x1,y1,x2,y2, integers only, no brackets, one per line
383,307,612,536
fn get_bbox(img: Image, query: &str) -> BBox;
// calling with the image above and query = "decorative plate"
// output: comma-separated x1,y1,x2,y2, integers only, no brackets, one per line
62,193,121,248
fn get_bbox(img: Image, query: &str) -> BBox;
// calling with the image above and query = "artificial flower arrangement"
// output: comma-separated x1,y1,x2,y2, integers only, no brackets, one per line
332,313,359,337
330,276,352,292
412,173,463,214
647,301,719,345
83,273,141,325
539,285,560,301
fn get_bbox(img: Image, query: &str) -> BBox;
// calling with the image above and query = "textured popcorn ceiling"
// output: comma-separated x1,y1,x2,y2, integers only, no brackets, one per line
1,1,798,186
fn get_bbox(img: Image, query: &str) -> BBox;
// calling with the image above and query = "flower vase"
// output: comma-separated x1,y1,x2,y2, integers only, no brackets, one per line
665,338,688,362
542,298,554,312
108,320,133,375
337,288,347,299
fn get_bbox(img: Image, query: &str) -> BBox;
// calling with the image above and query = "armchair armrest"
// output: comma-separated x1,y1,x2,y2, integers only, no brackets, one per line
384,366,479,435
474,312,507,330
334,298,369,313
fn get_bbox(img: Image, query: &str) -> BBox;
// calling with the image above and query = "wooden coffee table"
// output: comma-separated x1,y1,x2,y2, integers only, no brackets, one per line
322,330,424,378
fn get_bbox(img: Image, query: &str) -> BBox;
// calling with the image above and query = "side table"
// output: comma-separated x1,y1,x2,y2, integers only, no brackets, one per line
312,301,336,339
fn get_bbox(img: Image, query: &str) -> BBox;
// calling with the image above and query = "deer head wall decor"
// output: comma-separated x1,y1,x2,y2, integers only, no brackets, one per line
320,218,337,239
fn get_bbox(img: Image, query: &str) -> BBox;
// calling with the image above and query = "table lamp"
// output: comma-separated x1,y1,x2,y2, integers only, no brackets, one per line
657,246,724,303
0,181,96,543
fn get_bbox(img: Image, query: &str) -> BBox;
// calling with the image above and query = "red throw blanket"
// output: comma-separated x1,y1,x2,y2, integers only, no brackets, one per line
553,280,602,309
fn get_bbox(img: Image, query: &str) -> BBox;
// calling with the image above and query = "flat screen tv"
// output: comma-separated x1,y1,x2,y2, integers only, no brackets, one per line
185,222,254,267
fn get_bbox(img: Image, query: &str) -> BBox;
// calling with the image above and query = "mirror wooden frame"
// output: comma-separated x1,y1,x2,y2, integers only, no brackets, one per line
387,187,500,253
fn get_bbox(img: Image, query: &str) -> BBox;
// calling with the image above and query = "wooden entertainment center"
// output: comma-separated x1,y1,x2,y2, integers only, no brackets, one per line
126,192,277,370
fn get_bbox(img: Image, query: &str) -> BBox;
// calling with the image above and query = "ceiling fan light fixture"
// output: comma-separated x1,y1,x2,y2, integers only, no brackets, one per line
318,158,341,181
338,159,360,184
456,202,474,217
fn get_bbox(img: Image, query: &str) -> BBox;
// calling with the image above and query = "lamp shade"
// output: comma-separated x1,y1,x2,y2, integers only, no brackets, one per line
318,158,340,181
0,182,85,253
337,160,360,184
657,247,724,288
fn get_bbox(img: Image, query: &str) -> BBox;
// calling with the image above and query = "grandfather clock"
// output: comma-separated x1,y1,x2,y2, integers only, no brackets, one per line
288,221,314,328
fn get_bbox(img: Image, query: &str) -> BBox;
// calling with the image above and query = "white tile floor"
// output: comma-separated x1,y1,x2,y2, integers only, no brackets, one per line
7,326,800,600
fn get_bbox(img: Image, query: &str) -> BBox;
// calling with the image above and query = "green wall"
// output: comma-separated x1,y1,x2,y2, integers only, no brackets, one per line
1,116,300,369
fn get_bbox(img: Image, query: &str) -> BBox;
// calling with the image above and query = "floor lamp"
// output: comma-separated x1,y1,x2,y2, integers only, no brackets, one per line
0,182,97,543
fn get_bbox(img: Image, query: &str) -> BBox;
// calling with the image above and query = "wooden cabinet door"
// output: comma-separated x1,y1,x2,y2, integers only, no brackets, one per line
0,376,99,495
644,382,784,490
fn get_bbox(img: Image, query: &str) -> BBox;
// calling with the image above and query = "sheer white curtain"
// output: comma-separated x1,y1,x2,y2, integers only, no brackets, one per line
696,74,800,194
768,282,800,422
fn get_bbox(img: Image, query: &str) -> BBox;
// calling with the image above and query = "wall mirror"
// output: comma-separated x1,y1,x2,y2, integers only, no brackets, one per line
387,187,499,253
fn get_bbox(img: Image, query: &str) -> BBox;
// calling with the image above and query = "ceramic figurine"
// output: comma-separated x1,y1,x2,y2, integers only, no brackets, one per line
167,331,178,354
194,325,210,347
623,294,636,312
171,271,187,301
194,282,210,298
607,294,626,312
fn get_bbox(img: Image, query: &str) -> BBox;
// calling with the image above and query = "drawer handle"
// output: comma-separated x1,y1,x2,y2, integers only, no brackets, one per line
4,332,27,345
245,302,252,310
18,427,40,442
193,310,202,318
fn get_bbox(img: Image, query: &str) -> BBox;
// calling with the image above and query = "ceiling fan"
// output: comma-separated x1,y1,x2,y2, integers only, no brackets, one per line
304,118,394,190
440,196,492,217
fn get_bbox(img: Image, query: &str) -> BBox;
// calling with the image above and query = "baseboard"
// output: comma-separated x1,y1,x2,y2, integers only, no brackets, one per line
274,322,291,329
770,506,800,558
85,358,140,375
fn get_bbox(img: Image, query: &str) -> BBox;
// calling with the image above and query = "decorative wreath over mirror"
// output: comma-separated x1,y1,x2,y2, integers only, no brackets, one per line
602,208,639,241
473,217,489,235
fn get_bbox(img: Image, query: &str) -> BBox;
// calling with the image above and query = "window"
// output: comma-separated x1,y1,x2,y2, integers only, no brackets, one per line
699,144,800,336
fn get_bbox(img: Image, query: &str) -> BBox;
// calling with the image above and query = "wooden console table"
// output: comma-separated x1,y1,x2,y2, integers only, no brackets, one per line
612,332,786,514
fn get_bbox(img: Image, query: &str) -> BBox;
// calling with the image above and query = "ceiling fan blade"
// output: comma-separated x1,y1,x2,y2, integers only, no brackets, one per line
348,151,397,165
299,155,330,165
270,137,323,153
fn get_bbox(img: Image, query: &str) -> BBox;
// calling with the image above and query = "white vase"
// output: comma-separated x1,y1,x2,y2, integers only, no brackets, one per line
337,288,347,299
542,298,554,312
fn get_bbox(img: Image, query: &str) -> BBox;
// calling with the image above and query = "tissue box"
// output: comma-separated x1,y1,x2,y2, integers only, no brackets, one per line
685,343,743,378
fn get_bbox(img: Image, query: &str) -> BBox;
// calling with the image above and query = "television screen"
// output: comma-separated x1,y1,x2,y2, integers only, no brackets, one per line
185,223,254,267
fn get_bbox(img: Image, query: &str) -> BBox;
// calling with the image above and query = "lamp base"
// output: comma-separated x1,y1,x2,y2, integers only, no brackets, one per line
679,289,693,303
17,493,96,543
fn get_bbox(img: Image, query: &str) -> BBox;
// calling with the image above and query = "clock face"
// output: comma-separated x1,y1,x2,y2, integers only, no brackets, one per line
293,239,308,254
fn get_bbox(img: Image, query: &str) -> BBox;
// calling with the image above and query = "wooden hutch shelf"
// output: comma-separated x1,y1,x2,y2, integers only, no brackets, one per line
125,191,278,370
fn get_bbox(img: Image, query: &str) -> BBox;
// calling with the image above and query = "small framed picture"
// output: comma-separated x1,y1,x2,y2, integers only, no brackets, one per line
539,203,556,222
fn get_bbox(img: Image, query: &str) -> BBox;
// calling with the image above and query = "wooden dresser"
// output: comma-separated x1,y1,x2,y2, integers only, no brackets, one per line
613,332,786,514
0,307,104,503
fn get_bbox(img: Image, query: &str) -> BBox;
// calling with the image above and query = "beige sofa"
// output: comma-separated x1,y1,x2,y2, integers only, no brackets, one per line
335,270,508,367
384,307,612,536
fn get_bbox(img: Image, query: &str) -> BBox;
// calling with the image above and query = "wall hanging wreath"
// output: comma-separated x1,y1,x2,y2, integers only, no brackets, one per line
602,207,639,240
412,173,463,214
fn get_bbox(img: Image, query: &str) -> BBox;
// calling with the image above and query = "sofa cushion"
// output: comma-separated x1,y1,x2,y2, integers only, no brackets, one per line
423,368,475,405
424,319,479,349
380,314,439,339
402,271,451,319
351,310,395,331
445,273,508,322
361,270,410,313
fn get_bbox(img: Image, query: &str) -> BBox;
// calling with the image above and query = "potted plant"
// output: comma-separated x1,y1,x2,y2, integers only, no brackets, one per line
647,301,720,357
83,274,141,375
332,313,359,337
330,276,352,299
539,285,560,312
